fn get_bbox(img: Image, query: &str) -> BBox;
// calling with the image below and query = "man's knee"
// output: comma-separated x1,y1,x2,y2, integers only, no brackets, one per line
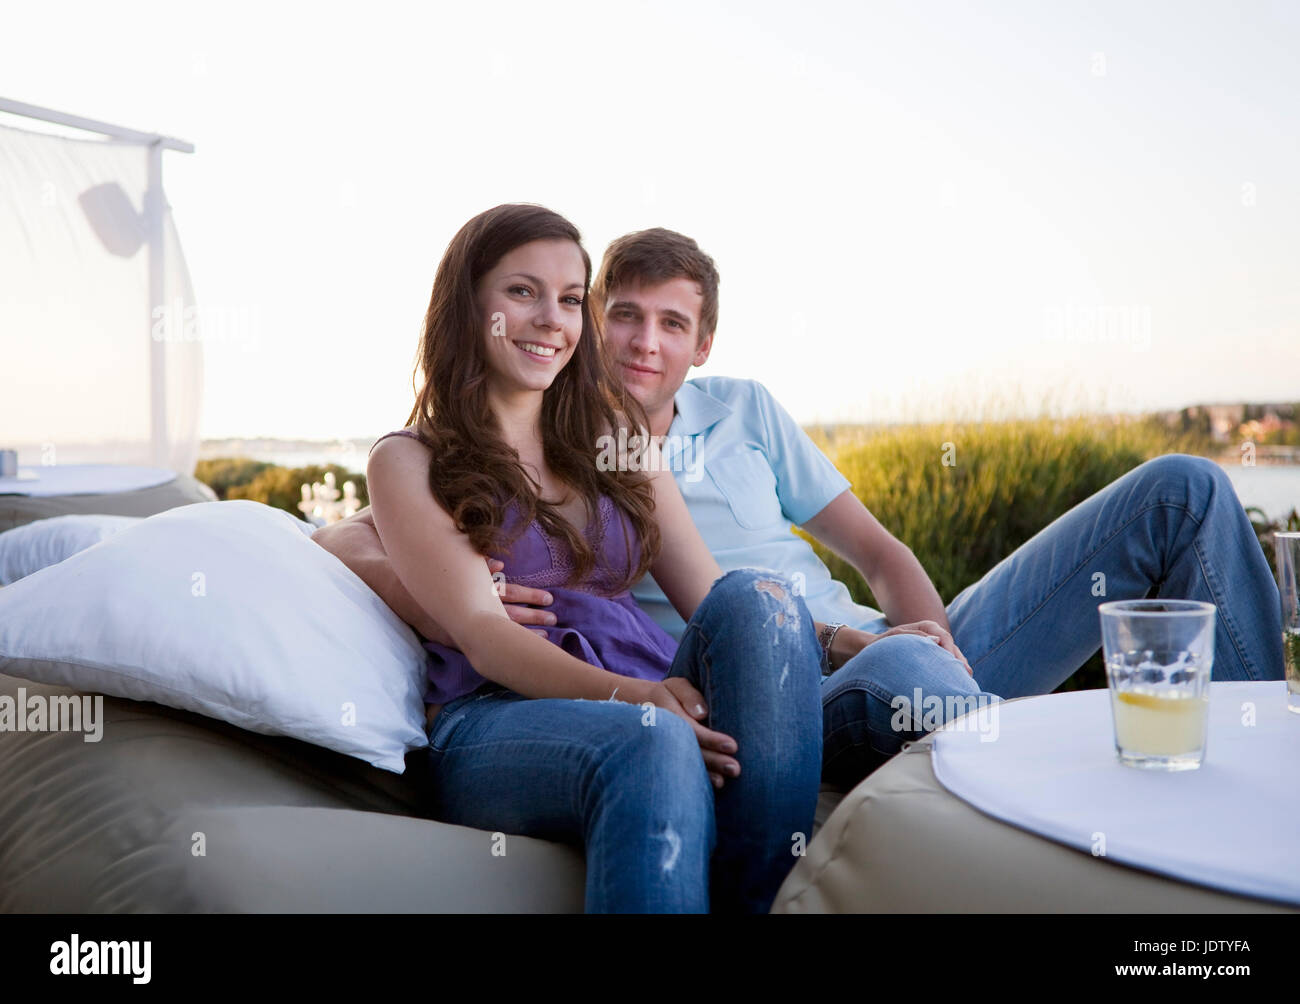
842,632,970,689
1138,453,1228,496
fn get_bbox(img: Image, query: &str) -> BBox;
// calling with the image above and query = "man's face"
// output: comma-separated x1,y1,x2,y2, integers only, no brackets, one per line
601,277,714,420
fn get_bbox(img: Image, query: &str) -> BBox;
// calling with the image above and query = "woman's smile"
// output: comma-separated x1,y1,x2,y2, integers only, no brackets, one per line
513,339,561,361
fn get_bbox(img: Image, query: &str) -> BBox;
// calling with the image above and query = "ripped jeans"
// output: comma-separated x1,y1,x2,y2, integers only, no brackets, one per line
421,568,824,914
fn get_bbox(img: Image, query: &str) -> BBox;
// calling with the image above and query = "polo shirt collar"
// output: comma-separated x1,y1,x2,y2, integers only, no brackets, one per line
670,379,732,436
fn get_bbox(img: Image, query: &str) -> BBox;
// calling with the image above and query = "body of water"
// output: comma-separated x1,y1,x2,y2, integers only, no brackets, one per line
1218,463,1300,522
199,440,372,473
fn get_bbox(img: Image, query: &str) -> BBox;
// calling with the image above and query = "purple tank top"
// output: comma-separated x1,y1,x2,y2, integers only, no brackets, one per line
370,429,678,703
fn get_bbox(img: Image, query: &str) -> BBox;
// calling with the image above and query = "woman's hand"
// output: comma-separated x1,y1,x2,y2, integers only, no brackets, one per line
870,621,973,676
629,677,740,791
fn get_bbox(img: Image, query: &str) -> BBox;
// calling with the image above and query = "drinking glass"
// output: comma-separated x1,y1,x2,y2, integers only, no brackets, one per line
1276,531,1300,714
1099,599,1215,770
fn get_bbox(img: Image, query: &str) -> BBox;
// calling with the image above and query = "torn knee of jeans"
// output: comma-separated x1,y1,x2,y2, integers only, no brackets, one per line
753,576,800,631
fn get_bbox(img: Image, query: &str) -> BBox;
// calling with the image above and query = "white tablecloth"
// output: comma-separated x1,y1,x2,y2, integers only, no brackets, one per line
0,465,177,497
931,682,1299,906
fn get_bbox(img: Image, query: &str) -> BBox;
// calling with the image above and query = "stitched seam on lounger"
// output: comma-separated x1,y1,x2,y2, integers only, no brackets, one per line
783,741,941,911
782,774,884,911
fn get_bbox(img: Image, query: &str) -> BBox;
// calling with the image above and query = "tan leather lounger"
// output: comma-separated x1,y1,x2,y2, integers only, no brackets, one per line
0,672,586,912
5,669,1290,913
0,670,851,913
772,727,1299,914
0,472,218,535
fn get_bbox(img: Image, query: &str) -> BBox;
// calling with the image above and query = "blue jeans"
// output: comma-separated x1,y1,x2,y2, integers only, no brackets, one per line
422,567,824,913
821,454,1285,787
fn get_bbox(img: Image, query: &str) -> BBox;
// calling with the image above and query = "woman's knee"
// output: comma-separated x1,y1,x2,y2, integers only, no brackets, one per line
702,567,816,640
709,566,797,606
700,569,822,689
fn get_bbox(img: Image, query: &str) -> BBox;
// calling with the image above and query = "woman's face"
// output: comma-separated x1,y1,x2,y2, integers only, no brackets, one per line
476,238,587,397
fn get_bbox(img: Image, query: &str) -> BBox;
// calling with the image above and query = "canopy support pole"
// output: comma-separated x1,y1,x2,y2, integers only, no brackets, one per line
0,96,195,468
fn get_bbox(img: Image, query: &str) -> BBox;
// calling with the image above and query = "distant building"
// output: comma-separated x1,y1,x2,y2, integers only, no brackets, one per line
1240,412,1286,442
1203,404,1245,443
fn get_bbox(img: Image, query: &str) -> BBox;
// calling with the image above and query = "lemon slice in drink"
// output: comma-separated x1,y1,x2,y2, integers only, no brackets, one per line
1113,689,1208,756
1115,690,1201,712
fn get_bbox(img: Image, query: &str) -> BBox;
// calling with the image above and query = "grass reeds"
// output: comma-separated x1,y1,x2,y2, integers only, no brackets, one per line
803,385,1211,690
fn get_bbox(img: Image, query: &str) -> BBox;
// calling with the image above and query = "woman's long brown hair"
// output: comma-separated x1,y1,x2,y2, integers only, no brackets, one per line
404,203,660,593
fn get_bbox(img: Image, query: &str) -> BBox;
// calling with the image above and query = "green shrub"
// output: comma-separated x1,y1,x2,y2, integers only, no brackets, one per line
196,457,368,518
1248,505,1300,576
193,457,274,499
227,464,369,516
801,414,1203,692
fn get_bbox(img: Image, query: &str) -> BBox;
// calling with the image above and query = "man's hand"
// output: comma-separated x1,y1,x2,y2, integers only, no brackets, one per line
630,677,739,791
872,620,973,676
486,558,557,637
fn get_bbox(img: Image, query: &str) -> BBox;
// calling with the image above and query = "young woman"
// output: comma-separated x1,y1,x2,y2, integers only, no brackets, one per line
365,204,824,913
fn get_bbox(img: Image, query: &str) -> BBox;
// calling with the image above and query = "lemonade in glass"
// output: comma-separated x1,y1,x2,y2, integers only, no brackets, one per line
1100,600,1215,770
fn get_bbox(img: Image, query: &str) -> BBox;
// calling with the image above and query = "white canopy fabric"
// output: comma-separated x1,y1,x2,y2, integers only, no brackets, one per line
0,120,201,474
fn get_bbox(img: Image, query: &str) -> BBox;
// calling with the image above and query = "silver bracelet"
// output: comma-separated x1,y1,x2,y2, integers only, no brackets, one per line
817,622,846,673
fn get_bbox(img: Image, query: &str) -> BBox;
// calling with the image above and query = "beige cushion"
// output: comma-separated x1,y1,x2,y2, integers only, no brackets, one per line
773,729,1299,913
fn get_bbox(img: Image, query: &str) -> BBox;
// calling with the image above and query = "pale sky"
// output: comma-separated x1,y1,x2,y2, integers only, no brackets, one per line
3,0,1298,440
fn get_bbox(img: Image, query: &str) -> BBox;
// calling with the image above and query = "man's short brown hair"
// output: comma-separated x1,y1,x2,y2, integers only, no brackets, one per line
592,228,721,343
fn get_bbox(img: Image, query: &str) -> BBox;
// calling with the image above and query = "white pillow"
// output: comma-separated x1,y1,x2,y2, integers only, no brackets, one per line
0,500,429,772
0,514,142,585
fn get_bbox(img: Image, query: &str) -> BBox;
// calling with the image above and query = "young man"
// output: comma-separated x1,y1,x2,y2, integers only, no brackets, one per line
314,228,1284,788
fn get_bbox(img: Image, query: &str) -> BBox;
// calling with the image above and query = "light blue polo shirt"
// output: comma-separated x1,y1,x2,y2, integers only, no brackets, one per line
630,375,886,640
